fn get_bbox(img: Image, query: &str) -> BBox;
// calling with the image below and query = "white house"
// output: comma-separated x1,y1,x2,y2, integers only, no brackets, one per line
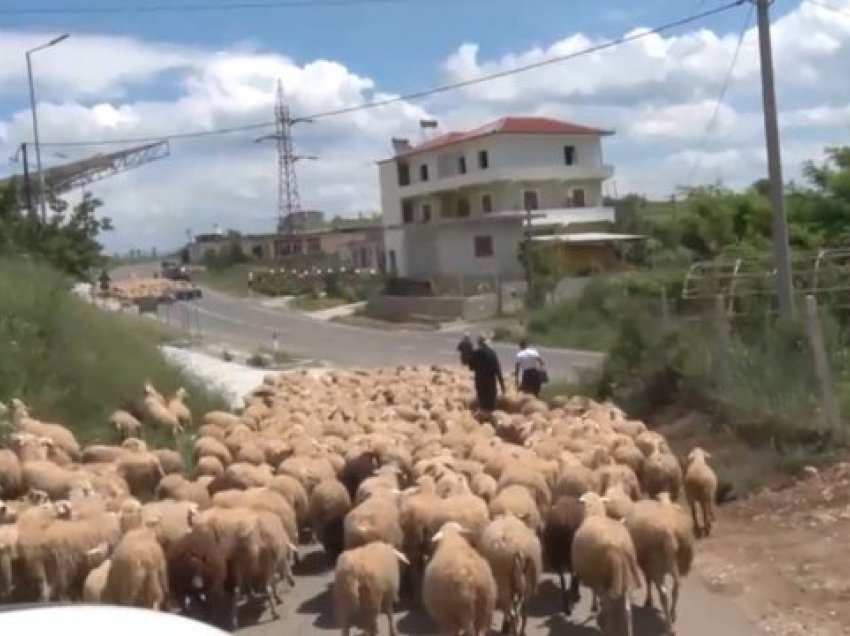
377,116,618,283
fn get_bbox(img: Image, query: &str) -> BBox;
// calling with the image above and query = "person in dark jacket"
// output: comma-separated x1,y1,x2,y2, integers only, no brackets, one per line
469,336,505,412
98,269,111,293
456,332,474,369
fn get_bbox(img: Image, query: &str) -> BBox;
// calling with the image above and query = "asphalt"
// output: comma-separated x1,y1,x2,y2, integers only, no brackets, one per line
112,265,761,635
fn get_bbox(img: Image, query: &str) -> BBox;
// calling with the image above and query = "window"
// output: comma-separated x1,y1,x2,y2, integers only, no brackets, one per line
478,150,489,169
402,200,414,224
419,164,429,181
567,188,586,208
397,161,410,186
422,203,432,223
563,145,576,166
457,197,471,217
458,156,467,174
251,245,263,259
481,194,493,214
474,236,494,258
523,190,539,211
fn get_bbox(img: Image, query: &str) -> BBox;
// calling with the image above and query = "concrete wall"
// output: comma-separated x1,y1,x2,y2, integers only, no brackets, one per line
434,221,525,278
367,292,498,322
488,134,604,171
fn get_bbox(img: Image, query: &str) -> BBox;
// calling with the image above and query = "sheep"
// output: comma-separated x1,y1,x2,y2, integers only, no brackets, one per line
165,524,229,625
422,521,497,636
155,475,211,509
211,487,298,552
479,514,543,635
193,436,233,468
0,449,23,499
624,497,684,633
193,455,225,479
110,410,142,441
140,390,183,438
154,449,184,475
309,479,352,563
102,513,169,609
602,482,635,522
397,475,440,594
344,492,403,551
10,399,81,461
116,449,165,501
202,411,242,431
683,447,718,537
542,495,585,616
497,462,551,510
268,474,310,537
333,541,409,636
643,445,683,502
207,462,273,494
280,455,337,494
0,516,19,599
8,432,51,462
82,558,111,602
340,450,382,500
489,485,541,532
432,476,490,547
355,465,402,505
21,460,91,500
82,445,125,465
142,500,200,553
168,388,193,430
572,492,641,636
470,471,498,504
598,463,641,501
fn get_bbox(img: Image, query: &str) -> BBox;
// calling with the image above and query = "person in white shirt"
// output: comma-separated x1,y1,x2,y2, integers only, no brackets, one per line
514,339,546,397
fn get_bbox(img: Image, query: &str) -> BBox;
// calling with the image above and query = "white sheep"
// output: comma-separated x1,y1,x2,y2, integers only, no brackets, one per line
422,521,497,636
333,541,409,636
683,447,718,537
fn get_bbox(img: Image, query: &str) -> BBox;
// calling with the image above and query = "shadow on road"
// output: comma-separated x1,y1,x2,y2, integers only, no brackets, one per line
296,582,336,629
294,549,332,577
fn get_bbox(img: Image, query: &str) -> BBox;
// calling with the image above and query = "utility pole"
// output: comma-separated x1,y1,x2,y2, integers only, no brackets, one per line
755,0,795,318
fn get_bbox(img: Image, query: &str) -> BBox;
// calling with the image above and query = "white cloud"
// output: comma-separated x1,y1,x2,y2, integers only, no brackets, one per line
1,1,850,251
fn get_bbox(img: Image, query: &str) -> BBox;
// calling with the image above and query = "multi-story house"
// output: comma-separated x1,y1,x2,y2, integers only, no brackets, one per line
377,116,617,282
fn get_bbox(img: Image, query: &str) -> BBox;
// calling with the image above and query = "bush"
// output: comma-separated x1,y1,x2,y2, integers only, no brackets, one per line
0,257,226,445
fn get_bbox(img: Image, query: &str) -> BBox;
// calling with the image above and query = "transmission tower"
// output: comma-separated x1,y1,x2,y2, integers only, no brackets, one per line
275,80,301,234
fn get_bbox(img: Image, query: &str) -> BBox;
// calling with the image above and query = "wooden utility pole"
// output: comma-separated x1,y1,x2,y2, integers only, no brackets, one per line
755,0,795,319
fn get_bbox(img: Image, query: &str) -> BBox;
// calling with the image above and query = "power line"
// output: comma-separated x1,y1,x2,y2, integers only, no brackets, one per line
685,0,754,185
37,0,747,148
0,0,447,16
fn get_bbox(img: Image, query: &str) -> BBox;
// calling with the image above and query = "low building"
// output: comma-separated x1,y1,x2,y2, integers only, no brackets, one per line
186,218,385,272
377,116,624,287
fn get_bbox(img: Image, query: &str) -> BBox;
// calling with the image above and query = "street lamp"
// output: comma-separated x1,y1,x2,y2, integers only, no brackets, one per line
26,32,70,222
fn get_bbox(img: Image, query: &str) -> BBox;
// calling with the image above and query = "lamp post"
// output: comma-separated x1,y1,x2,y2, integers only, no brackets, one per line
26,33,70,223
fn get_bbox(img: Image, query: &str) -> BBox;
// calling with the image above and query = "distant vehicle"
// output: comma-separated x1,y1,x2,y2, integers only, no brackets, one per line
161,259,190,281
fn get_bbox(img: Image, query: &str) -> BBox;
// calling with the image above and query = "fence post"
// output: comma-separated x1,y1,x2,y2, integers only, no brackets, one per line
804,294,841,430
712,294,731,387
659,286,671,333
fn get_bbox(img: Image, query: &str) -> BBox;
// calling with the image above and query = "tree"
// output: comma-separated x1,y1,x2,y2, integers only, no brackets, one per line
0,184,112,280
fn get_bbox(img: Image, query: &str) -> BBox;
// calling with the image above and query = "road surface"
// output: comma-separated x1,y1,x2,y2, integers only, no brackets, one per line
115,265,602,382
113,266,761,635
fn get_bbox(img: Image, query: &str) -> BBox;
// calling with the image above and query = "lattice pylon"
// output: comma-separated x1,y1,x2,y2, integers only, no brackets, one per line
275,80,301,234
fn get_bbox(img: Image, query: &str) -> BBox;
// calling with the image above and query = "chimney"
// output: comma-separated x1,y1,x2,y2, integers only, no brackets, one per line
392,137,411,155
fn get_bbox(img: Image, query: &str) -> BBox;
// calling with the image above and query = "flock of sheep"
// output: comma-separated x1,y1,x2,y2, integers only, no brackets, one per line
0,365,719,636
105,277,197,304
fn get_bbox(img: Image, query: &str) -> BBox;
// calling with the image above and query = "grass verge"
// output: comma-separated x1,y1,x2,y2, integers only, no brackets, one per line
0,257,227,446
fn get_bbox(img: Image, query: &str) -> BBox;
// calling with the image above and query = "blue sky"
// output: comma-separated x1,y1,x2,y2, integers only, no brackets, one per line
0,0,848,252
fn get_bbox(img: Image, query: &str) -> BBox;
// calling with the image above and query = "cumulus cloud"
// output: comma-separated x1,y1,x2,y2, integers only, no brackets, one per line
1,0,849,251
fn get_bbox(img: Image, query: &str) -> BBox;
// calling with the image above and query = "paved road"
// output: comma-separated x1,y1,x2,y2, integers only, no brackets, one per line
115,265,602,382
235,543,757,636
114,266,760,635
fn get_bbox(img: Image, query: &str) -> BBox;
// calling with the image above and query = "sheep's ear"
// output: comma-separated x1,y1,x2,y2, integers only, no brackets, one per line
392,549,410,565
600,496,611,504
86,543,109,559
431,531,443,543
703,451,712,459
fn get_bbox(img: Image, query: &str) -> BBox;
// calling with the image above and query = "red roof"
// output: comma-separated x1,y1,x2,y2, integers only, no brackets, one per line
396,116,614,157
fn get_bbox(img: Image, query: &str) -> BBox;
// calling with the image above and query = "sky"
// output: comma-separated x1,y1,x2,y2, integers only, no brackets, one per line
0,0,849,252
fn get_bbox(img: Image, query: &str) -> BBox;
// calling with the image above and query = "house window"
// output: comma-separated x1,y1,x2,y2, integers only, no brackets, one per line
402,200,415,224
419,164,429,181
568,188,586,208
478,150,489,169
422,203,432,223
458,156,467,174
457,197,471,217
523,190,539,211
251,245,263,259
397,161,410,186
474,236,494,258
481,194,493,214
563,145,576,166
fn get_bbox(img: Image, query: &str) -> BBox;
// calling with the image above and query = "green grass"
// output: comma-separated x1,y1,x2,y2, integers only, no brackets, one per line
292,295,350,312
0,257,228,447
194,263,254,296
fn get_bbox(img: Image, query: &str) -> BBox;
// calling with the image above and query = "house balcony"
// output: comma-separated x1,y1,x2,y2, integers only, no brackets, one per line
388,205,615,231
399,164,614,197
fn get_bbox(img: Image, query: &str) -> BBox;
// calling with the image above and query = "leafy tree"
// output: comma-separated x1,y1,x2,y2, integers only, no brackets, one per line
0,183,112,280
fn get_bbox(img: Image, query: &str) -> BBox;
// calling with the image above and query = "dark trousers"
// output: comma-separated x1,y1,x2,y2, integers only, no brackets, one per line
475,376,498,411
519,368,543,397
